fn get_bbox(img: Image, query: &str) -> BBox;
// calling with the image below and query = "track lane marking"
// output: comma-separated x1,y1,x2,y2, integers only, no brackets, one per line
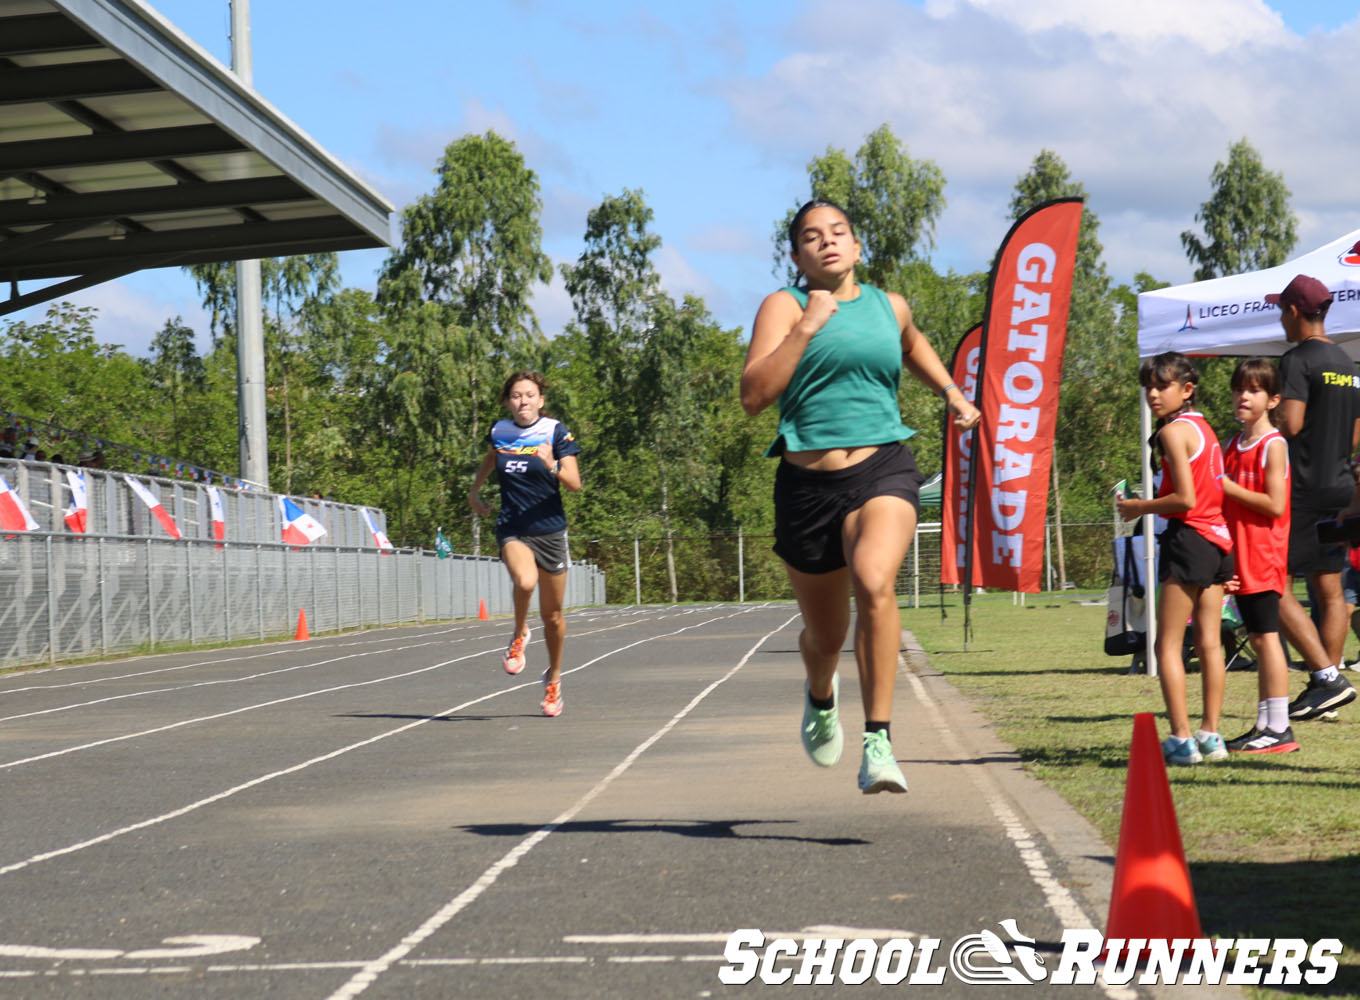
0,606,779,879
324,609,798,1000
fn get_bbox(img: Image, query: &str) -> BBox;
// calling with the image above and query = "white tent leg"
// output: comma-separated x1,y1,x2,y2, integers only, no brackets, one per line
1141,393,1158,677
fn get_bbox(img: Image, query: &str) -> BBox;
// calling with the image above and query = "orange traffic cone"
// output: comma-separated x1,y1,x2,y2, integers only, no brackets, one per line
477,598,489,621
1104,713,1202,956
295,609,310,641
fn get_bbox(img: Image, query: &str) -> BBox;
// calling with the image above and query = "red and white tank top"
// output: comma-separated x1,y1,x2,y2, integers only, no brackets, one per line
1223,429,1290,594
1157,411,1232,552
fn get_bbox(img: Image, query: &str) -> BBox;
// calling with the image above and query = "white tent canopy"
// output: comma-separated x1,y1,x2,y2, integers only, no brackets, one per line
1137,227,1360,360
1130,227,1360,676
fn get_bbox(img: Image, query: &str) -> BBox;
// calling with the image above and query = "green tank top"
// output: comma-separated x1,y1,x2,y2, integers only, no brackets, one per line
766,283,916,456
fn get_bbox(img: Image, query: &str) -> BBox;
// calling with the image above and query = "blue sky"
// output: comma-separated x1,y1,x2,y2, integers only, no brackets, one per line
9,0,1360,356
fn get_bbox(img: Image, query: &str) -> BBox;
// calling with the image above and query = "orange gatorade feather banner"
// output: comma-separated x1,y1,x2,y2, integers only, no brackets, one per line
940,199,1083,593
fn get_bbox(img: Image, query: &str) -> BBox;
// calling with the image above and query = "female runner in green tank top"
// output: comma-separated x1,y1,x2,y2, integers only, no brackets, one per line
741,200,980,794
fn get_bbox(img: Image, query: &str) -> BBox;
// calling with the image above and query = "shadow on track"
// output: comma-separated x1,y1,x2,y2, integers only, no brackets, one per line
455,818,870,847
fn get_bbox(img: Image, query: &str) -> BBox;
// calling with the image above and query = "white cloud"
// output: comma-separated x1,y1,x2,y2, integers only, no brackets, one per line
530,265,574,339
716,0,1360,287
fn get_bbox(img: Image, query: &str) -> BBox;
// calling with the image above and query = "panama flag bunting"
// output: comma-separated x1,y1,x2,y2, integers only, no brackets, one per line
1,475,40,533
125,475,182,539
64,469,88,533
206,485,226,546
361,508,393,551
279,496,326,546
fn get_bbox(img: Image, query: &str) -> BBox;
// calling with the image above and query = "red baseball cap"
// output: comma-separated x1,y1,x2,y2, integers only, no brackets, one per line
1266,274,1333,313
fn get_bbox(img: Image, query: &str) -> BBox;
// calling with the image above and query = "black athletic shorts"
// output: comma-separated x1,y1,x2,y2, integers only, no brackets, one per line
773,443,924,575
1158,518,1234,589
499,530,570,575
1289,491,1351,576
1235,590,1281,634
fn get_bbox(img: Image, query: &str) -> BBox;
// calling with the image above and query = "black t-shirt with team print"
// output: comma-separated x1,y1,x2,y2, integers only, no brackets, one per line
486,416,581,537
1280,337,1360,506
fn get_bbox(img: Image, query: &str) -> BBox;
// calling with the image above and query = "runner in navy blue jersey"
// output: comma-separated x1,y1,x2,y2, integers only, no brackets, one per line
469,371,582,716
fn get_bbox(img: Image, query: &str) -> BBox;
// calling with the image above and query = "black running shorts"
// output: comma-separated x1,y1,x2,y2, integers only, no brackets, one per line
1158,518,1234,589
773,443,924,575
499,530,570,575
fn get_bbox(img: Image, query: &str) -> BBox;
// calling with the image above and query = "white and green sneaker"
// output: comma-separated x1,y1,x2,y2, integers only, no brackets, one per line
800,673,843,767
858,730,908,794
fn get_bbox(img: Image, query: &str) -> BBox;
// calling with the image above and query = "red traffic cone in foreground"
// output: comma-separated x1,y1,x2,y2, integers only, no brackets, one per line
295,609,309,641
478,598,489,621
1104,712,1202,953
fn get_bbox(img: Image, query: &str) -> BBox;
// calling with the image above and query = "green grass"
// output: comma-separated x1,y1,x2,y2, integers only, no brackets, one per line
902,592,1359,999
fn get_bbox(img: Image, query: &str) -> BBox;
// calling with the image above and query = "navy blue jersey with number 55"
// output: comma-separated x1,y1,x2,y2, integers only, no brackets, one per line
486,416,581,537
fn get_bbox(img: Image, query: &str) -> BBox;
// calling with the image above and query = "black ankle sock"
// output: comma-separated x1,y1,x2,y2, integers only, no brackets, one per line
864,721,891,739
809,691,834,711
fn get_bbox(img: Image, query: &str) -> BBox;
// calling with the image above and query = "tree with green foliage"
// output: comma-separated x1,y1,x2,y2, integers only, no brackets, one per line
187,253,343,493
771,123,946,290
0,302,159,466
1181,138,1297,282
141,316,206,460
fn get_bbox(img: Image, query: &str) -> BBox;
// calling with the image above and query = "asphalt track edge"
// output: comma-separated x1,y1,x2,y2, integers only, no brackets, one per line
901,629,1245,1000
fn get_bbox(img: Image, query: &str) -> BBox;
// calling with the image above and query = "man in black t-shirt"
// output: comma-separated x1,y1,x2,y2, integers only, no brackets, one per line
1274,273,1359,721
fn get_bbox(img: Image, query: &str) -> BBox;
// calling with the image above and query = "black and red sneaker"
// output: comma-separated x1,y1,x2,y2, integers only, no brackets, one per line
1226,726,1300,754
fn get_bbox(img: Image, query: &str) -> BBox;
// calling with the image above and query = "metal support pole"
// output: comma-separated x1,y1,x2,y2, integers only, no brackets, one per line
231,0,268,489
912,527,920,609
146,539,156,651
634,536,641,605
46,535,56,664
1045,521,1054,592
1141,393,1159,676
98,536,108,656
187,541,196,645
223,543,231,643
737,526,744,603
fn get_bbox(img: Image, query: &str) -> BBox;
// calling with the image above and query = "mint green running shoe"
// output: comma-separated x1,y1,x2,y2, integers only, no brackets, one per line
858,730,908,794
800,673,843,767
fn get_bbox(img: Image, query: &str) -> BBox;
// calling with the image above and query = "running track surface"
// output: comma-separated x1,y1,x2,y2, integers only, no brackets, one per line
0,603,1229,999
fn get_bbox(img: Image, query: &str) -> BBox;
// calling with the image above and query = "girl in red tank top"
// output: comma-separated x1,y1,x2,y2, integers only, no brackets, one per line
1117,353,1233,765
1220,358,1299,753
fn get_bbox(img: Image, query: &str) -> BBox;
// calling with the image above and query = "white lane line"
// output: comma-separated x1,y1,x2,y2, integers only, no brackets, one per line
900,648,1136,1000
323,609,798,1000
0,607,775,878
0,606,710,768
0,640,452,724
0,624,479,695
0,645,496,770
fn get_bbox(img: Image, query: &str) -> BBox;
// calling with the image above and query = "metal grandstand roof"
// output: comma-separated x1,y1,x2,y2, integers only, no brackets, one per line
0,0,393,317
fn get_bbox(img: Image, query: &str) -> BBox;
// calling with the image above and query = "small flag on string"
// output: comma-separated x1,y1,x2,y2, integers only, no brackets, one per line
125,475,182,539
361,508,393,551
0,475,39,534
64,469,88,533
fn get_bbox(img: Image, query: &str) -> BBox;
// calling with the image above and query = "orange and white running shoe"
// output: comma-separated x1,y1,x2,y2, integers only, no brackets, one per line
501,633,526,675
540,671,563,717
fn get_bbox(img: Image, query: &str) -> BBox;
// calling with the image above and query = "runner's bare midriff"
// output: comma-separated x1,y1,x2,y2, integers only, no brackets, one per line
783,444,882,471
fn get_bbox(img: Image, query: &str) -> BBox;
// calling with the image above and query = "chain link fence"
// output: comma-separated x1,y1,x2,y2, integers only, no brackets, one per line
0,531,605,670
